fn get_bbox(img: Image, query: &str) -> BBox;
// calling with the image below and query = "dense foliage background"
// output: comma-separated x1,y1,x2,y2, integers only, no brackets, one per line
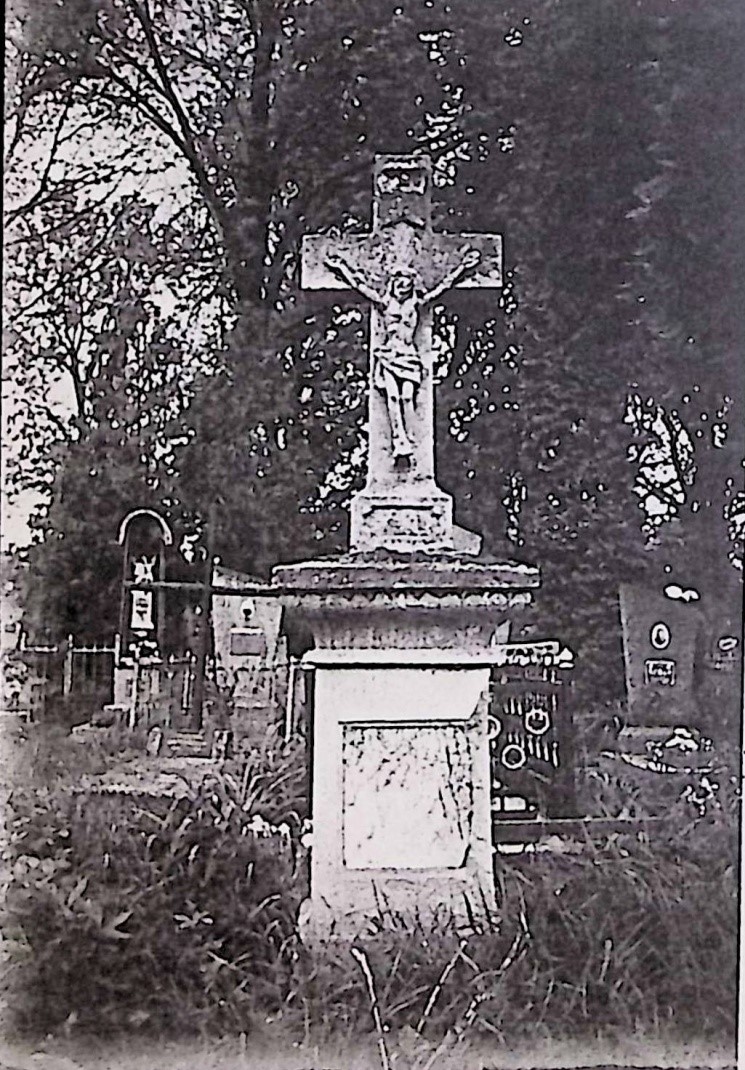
4,0,744,695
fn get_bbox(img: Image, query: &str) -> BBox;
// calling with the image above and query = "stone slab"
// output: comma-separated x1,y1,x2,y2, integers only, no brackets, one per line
301,663,494,939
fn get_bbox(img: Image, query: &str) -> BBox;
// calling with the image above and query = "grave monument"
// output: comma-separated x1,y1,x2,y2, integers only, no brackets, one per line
619,583,703,723
273,155,542,939
113,509,173,713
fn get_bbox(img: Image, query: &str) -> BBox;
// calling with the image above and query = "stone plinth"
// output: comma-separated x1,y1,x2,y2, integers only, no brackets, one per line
272,555,540,939
349,486,453,554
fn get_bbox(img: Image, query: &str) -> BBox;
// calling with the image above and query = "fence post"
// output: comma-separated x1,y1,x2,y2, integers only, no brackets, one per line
188,504,216,730
284,658,298,741
62,634,74,696
128,649,140,730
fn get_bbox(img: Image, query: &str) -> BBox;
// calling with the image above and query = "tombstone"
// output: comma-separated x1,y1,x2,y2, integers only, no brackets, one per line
273,155,544,939
619,583,703,724
118,510,172,653
113,510,173,723
210,564,283,738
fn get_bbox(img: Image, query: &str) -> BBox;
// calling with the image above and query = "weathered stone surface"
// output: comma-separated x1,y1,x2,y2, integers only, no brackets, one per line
273,556,538,657
300,661,494,938
273,552,540,937
349,488,454,553
343,723,473,869
300,154,502,554
273,555,539,592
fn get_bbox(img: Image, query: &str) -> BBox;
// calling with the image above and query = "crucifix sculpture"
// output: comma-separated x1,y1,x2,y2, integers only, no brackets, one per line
301,154,503,553
324,246,482,463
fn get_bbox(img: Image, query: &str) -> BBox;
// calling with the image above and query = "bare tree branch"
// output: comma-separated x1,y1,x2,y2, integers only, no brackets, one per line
15,198,134,318
124,0,218,203
6,94,73,223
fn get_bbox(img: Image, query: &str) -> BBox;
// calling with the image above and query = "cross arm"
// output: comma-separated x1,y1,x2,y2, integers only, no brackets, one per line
421,246,482,304
300,234,380,293
420,233,503,294
325,254,385,305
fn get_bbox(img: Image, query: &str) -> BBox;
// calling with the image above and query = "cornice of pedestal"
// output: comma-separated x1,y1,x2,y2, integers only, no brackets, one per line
271,554,540,596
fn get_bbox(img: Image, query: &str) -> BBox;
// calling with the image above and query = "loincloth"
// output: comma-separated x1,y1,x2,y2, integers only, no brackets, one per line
374,344,423,389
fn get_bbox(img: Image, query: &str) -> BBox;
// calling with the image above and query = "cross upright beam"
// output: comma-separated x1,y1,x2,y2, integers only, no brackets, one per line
300,154,503,553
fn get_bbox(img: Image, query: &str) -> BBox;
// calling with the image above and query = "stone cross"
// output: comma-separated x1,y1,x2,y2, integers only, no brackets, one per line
301,154,503,553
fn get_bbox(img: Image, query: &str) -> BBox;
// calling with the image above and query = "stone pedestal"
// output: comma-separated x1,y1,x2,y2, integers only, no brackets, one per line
272,555,539,939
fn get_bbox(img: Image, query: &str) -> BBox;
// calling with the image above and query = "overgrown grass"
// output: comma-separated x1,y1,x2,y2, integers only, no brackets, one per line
2,719,739,1053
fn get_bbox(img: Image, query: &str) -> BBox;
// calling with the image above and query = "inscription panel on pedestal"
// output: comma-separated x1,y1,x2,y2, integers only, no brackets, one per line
342,724,473,869
359,505,450,551
377,506,444,537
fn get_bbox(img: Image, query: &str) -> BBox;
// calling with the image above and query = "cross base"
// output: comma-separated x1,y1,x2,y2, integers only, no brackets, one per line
349,488,481,554
350,487,450,553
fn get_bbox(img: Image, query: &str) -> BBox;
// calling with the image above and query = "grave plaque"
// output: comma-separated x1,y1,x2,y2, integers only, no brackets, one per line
229,628,267,657
644,658,676,687
706,634,740,673
130,588,155,632
619,583,702,723
343,724,472,869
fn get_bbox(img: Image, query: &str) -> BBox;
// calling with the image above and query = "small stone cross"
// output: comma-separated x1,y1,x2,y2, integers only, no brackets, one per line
301,154,503,553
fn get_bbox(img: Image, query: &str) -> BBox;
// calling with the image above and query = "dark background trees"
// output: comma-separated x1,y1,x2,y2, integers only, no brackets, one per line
5,0,743,691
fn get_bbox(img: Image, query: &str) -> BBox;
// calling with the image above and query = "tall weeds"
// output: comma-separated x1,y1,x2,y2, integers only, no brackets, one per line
3,722,738,1045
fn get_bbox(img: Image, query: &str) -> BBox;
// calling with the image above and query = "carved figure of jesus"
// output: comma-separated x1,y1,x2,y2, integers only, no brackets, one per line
326,247,481,462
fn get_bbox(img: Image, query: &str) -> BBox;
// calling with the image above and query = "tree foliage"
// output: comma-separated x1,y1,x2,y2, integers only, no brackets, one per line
5,0,743,687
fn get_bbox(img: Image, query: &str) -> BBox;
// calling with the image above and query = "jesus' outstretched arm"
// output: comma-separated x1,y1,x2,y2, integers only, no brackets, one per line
421,247,481,305
325,254,385,306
